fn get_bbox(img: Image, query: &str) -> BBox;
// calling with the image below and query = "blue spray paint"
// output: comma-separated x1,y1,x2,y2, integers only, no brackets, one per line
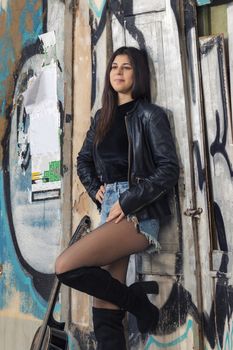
145,319,193,349
196,0,212,5
0,170,59,319
19,2,43,46
68,332,81,350
88,0,106,18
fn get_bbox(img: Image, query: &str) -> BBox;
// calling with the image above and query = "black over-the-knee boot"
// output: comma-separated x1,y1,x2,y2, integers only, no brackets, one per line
92,307,127,350
57,266,159,333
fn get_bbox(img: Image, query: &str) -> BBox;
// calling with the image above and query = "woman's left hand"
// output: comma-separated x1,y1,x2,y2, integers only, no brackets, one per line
106,201,125,223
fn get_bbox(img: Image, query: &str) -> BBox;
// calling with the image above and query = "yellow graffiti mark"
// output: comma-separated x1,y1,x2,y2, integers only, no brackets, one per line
32,172,42,181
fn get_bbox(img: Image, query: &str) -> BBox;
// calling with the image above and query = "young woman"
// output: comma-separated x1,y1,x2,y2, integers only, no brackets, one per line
55,46,179,349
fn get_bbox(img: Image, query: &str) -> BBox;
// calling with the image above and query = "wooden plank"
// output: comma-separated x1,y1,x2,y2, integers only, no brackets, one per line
200,35,233,257
72,0,109,328
183,1,215,326
111,14,125,49
136,252,180,276
125,12,166,106
72,0,92,327
61,0,73,327
161,1,196,286
123,0,166,16
212,250,233,272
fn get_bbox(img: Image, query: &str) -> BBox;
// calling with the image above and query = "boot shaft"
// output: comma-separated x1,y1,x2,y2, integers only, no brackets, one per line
92,307,127,350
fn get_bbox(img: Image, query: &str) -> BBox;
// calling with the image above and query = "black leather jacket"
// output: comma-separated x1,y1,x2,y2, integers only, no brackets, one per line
77,100,179,221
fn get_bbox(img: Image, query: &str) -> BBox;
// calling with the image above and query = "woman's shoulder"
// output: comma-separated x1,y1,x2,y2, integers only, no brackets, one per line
93,108,101,119
91,108,102,125
137,100,167,118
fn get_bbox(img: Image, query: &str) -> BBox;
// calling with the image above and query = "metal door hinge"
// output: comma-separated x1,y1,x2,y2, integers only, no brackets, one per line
184,207,203,219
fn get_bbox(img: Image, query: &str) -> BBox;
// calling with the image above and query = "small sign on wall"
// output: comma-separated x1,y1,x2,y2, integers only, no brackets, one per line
23,62,61,201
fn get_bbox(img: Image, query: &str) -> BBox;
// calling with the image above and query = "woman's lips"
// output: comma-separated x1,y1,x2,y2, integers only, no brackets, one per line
114,79,125,83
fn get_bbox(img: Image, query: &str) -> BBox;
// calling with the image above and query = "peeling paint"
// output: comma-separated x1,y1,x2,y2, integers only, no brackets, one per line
0,170,47,319
0,0,9,12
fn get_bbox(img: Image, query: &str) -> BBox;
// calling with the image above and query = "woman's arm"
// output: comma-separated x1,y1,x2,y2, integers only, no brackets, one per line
77,110,103,208
119,109,179,215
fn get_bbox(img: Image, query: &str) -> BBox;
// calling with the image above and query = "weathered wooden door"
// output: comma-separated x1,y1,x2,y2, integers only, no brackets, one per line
198,31,233,350
110,1,203,349
184,1,233,349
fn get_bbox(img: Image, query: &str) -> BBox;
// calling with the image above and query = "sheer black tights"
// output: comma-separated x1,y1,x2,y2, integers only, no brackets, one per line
55,218,149,309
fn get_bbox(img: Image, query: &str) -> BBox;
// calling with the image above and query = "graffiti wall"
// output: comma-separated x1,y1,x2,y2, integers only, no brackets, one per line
0,0,66,349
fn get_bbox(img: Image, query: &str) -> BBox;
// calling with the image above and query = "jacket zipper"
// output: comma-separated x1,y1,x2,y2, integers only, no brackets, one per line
125,114,132,187
133,189,167,213
95,144,105,183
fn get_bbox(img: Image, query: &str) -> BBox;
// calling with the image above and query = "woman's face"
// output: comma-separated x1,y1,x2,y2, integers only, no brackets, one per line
110,54,134,96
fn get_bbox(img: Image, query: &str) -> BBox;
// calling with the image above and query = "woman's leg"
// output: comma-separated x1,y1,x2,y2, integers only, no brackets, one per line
55,218,148,274
55,219,159,334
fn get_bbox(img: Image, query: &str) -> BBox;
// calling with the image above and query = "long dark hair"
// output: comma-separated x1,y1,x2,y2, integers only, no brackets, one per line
94,46,151,144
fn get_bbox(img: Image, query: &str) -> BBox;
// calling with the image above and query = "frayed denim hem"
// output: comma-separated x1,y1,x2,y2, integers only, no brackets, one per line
127,215,161,254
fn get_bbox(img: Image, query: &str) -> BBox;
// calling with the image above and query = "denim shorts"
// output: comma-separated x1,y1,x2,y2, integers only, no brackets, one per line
100,181,161,254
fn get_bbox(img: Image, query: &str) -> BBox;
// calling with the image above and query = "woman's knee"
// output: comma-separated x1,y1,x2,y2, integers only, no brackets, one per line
93,297,119,309
55,253,67,275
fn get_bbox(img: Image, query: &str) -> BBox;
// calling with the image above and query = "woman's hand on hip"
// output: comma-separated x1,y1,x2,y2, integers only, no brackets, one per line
106,201,125,223
95,185,105,203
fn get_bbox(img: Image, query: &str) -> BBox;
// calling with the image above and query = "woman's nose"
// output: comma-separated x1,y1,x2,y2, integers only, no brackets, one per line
116,66,123,74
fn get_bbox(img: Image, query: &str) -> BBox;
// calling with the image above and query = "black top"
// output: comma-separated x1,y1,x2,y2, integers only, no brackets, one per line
97,100,136,183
